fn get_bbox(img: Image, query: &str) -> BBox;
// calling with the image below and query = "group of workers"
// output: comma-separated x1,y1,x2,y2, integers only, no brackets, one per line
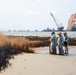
49,32,69,55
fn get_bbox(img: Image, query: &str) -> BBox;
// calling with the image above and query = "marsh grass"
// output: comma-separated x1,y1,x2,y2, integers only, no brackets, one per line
0,34,39,71
10,37,30,52
0,34,42,53
0,34,9,47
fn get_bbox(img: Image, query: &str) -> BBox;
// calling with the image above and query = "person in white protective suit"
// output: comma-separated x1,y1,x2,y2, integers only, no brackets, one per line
57,32,64,55
63,32,69,54
49,32,57,54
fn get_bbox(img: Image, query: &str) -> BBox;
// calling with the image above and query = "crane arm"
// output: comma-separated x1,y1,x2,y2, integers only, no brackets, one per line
50,12,59,27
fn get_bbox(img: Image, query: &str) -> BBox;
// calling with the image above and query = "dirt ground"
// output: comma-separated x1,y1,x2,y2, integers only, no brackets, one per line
0,46,76,75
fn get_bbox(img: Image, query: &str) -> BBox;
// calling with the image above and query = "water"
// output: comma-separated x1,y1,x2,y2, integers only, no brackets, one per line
0,31,76,37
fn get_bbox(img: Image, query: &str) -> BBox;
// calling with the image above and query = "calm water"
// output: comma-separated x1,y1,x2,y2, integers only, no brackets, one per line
0,31,76,37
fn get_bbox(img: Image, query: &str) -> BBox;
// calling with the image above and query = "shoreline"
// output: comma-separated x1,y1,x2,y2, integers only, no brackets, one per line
0,31,76,38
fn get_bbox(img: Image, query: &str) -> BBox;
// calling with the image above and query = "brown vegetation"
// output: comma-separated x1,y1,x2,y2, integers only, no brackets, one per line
0,34,9,47
0,34,76,71
0,35,41,53
0,35,40,71
0,35,75,52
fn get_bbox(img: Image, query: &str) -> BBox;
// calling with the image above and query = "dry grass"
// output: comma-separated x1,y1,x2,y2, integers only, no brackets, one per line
10,37,30,52
0,34,9,47
0,35,42,71
0,34,41,53
0,34,75,52
0,35,36,71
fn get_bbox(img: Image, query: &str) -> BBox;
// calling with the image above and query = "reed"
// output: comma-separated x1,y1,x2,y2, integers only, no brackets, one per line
10,37,30,52
0,34,9,47
0,35,36,71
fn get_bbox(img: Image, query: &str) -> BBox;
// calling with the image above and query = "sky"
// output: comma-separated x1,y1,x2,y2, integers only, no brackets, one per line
0,0,76,31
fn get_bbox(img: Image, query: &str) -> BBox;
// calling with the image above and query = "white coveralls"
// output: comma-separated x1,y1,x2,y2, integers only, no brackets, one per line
49,34,57,54
57,35,64,55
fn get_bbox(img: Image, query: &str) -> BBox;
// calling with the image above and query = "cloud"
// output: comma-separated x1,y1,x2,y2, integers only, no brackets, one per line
26,11,40,16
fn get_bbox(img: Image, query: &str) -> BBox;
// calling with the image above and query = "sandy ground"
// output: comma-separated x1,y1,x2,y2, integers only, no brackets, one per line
0,46,76,75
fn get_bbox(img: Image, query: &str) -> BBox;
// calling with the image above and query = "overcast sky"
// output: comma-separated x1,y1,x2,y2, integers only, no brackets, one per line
0,0,76,31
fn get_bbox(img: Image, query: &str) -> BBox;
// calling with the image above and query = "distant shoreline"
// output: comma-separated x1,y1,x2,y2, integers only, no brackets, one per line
0,31,76,38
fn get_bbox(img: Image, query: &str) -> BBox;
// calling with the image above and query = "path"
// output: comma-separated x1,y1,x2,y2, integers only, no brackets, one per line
0,46,76,75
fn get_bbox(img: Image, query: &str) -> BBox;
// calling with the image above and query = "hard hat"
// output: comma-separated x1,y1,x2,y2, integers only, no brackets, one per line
63,32,67,34
58,32,62,35
51,32,55,35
